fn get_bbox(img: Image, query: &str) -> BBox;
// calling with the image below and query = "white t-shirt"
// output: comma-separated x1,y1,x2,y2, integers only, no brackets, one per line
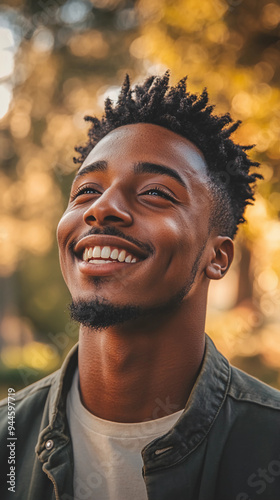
66,369,184,500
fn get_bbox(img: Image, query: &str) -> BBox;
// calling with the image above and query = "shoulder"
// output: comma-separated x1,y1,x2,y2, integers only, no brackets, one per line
0,371,62,456
228,364,280,411
0,370,59,413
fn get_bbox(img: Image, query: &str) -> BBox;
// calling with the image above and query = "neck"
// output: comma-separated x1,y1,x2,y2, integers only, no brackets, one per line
78,295,207,423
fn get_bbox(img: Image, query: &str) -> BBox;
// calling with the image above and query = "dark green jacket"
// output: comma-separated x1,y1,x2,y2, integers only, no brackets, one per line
1,335,280,500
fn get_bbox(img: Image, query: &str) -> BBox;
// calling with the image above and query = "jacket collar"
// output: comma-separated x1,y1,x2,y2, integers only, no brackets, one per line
35,344,78,464
141,334,230,471
42,334,230,471
49,343,79,426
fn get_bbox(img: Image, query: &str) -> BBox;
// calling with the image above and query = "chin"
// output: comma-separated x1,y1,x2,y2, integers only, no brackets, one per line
69,296,141,331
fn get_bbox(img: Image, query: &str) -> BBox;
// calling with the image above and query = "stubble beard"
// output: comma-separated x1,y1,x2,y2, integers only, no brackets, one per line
69,244,205,331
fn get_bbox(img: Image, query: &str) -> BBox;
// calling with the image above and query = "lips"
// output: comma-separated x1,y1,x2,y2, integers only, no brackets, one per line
73,235,149,265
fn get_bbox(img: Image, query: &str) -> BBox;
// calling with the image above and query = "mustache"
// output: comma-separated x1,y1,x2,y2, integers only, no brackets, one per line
70,226,155,255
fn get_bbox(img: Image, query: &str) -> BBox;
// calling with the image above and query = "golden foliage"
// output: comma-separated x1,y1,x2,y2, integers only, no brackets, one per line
0,0,279,382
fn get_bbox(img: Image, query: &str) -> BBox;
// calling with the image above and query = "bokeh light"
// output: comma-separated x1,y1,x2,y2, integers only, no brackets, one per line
0,0,279,391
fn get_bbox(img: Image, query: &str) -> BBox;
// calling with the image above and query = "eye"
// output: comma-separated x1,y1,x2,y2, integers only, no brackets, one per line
141,186,176,201
71,184,101,200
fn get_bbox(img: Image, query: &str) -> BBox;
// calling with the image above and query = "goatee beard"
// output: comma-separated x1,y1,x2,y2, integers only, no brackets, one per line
69,285,187,331
69,297,141,331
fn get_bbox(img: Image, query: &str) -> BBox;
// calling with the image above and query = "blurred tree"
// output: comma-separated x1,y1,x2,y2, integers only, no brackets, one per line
0,0,279,390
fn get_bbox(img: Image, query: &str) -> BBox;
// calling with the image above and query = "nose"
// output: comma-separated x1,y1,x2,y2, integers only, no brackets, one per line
83,187,133,227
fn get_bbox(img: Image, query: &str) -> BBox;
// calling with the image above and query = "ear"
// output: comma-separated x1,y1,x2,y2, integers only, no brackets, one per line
205,236,234,280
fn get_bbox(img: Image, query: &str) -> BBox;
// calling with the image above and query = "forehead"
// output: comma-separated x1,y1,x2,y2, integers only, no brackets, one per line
79,123,209,182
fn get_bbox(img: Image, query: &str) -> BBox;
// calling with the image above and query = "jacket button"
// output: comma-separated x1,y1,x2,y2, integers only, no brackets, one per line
45,439,54,451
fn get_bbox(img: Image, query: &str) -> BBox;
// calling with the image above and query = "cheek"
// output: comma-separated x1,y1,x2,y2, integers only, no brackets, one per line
57,209,81,249
146,215,196,287
57,209,69,247
56,210,82,281
56,216,65,251
56,220,68,285
161,215,196,255
156,215,201,285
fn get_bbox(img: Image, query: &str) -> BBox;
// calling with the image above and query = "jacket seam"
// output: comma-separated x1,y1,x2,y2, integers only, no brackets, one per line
0,376,57,408
227,392,280,410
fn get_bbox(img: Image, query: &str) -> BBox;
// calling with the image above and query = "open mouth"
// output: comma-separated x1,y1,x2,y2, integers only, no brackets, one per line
82,245,139,265
73,235,150,270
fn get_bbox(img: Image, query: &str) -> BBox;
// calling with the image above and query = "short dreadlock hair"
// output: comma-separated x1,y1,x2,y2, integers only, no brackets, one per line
74,72,262,238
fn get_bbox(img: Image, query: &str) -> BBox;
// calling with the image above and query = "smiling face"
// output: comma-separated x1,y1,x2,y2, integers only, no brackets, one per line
57,123,216,324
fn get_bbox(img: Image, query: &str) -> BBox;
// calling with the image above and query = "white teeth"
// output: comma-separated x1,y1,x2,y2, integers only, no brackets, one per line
89,259,113,264
110,248,119,260
92,246,101,258
101,246,110,258
118,250,126,262
83,246,139,264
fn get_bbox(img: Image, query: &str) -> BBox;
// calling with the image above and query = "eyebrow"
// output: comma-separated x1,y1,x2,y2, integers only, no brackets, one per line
74,160,187,188
74,160,107,180
134,162,187,188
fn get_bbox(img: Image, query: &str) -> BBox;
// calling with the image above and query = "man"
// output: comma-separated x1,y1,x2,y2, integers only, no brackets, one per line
0,72,280,500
